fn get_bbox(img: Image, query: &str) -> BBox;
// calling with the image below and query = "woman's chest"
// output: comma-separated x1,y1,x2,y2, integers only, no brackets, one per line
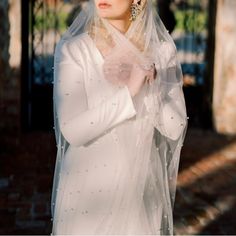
83,59,120,108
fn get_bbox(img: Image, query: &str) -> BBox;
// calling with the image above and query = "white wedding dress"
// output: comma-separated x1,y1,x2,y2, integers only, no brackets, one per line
51,31,187,235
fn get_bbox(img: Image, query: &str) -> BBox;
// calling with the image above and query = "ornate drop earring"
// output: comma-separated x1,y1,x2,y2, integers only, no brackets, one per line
129,0,143,21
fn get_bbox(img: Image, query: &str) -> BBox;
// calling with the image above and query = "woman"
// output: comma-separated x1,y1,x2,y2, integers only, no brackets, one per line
50,0,188,235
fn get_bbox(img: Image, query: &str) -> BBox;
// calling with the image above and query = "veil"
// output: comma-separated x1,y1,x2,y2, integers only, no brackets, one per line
51,0,188,234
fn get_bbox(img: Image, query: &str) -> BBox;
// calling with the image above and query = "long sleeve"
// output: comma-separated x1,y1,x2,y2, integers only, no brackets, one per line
145,62,187,141
54,39,137,147
155,92,187,141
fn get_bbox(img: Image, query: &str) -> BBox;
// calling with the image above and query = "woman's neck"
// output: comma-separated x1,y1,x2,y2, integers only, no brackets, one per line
107,16,131,34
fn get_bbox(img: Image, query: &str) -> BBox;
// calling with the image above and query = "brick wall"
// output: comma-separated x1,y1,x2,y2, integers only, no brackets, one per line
213,0,236,134
0,0,21,144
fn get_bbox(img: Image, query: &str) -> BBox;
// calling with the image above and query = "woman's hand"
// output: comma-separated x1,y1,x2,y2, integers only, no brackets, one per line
103,56,157,97
127,63,157,97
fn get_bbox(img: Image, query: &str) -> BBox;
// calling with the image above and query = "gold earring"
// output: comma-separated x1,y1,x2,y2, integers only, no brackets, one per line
129,0,142,21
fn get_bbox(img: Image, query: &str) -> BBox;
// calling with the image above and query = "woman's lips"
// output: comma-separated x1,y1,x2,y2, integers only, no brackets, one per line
98,3,111,9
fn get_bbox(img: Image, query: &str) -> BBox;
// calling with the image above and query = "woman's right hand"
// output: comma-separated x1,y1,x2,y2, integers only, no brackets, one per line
127,63,156,97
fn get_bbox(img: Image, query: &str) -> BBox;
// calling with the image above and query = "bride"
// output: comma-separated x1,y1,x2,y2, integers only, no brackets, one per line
50,0,188,235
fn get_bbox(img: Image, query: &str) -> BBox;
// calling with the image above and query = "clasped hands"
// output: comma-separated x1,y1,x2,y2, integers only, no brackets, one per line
103,60,157,98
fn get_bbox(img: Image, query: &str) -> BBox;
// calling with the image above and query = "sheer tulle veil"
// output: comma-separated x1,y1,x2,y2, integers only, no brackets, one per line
51,0,188,234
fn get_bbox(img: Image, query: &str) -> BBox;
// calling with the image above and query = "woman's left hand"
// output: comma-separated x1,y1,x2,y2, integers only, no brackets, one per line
141,63,157,85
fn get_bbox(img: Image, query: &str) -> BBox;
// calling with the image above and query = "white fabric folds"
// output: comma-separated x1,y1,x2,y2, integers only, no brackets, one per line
50,0,188,235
